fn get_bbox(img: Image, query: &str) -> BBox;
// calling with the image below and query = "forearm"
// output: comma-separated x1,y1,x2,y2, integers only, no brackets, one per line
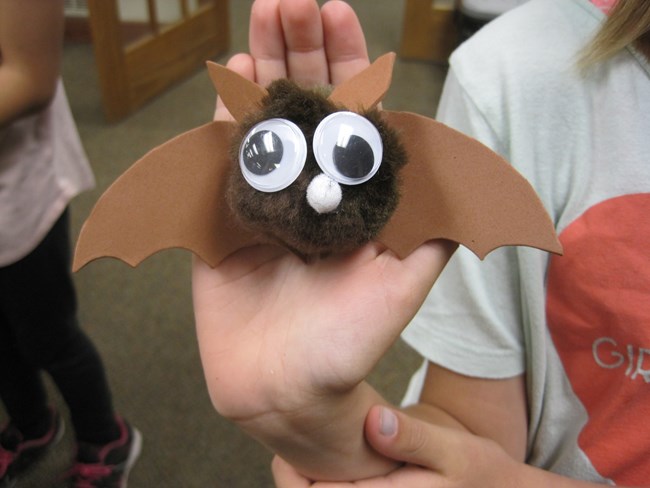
235,381,399,482
0,0,64,127
0,68,57,127
519,465,634,488
399,404,633,488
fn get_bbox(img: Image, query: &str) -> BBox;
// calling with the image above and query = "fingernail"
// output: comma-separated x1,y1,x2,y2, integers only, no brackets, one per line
379,407,397,437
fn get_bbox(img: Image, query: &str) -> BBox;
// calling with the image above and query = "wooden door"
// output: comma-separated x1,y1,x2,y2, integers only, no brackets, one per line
87,0,229,121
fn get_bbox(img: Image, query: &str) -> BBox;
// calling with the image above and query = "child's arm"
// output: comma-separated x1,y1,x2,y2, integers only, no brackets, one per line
0,0,64,127
271,368,632,487
274,400,636,488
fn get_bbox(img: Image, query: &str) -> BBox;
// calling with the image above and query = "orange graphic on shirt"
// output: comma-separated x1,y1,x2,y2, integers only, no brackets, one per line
546,193,650,486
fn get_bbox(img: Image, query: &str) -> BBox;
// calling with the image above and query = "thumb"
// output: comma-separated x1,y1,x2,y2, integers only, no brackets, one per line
364,405,462,472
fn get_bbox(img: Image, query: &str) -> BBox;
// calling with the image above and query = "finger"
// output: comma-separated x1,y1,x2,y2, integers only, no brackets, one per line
271,422,441,488
250,0,368,88
399,239,458,290
249,0,330,87
320,0,370,85
249,0,288,85
271,456,312,488
377,239,457,314
213,53,255,121
364,406,460,472
279,0,329,86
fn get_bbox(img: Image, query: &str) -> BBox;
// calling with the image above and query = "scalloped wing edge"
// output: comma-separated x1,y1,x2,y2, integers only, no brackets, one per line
378,111,563,259
73,121,256,271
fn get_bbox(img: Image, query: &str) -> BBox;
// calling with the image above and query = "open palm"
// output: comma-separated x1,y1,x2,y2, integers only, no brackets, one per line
193,241,453,420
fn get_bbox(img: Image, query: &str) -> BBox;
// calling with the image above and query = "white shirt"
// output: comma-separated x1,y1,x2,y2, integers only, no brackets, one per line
0,79,94,265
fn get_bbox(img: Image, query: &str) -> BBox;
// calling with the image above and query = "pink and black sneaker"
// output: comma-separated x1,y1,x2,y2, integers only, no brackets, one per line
0,408,64,487
64,417,142,488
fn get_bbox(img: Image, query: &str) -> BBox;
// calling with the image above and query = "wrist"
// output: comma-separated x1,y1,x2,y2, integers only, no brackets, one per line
235,381,399,481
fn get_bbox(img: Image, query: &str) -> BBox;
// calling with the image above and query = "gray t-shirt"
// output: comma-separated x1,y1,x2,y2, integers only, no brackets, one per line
402,0,650,484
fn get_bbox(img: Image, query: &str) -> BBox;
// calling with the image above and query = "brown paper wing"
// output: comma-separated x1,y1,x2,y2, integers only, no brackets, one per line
378,111,562,259
73,121,255,271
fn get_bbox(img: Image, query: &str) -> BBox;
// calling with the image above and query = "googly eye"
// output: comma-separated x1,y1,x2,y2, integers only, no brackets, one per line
239,118,307,192
312,111,383,185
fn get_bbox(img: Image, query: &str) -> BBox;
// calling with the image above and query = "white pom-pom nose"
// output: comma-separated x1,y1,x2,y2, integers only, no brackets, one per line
306,173,342,214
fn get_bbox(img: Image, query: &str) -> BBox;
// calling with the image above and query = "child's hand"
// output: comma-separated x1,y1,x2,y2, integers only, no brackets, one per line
194,240,453,479
194,0,455,480
272,406,524,488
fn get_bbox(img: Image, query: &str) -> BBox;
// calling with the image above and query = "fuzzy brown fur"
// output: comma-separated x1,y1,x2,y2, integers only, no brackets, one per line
226,79,407,257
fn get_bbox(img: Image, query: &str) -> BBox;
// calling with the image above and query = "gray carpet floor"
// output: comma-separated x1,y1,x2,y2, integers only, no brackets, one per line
6,1,447,486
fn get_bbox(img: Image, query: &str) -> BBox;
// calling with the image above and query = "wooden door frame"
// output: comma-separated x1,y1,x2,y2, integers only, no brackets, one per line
399,0,458,63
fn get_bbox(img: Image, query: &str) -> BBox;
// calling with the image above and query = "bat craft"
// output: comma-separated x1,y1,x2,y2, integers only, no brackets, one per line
72,53,562,272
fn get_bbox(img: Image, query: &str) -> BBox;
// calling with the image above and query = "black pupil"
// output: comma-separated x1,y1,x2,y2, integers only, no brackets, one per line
333,134,374,179
242,130,283,175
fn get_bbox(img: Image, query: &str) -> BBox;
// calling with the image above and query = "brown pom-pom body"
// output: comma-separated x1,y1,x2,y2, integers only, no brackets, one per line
226,79,407,257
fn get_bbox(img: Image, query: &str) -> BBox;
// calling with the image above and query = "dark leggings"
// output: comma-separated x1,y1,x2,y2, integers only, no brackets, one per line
0,209,118,444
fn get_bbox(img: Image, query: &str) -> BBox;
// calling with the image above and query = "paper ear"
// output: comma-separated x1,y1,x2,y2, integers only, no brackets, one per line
206,52,395,121
206,61,269,123
328,52,396,111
